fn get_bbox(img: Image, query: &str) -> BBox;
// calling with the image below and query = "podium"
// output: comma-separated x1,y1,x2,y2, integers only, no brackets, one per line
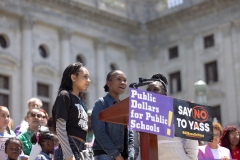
99,97,159,160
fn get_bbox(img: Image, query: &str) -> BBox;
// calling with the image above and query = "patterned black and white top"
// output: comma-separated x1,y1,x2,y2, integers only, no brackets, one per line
52,90,88,159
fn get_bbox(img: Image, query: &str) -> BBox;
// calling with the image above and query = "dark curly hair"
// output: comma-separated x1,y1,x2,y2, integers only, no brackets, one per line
5,137,22,152
151,73,168,95
31,131,54,147
220,125,240,151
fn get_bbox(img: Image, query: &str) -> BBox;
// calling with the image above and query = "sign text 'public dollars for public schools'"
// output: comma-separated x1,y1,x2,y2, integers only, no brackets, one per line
128,88,174,138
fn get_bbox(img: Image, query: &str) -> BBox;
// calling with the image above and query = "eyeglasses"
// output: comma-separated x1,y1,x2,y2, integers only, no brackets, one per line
42,116,47,119
213,133,221,138
30,113,43,118
229,133,240,138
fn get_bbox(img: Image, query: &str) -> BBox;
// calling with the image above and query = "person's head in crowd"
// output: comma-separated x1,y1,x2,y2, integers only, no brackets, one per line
46,117,59,148
146,73,168,96
58,62,91,95
208,122,222,148
38,109,48,126
26,108,41,132
27,98,43,110
5,137,22,160
104,70,127,100
47,117,54,134
221,125,240,150
31,131,55,155
0,106,10,133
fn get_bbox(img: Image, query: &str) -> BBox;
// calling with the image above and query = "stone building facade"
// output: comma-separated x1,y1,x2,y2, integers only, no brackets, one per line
0,0,240,128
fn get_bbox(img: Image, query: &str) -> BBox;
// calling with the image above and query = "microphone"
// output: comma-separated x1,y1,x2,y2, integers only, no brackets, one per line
129,82,151,89
134,82,151,88
129,83,137,88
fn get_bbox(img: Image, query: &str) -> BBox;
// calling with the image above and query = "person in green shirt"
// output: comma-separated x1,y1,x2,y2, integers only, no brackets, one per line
18,108,42,155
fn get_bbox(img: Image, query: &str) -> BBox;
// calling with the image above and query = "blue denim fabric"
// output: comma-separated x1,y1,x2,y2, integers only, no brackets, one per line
91,94,134,160
94,154,112,160
54,136,85,160
54,147,63,160
69,136,86,160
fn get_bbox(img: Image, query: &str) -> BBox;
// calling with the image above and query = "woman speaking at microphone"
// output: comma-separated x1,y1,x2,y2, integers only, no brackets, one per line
134,73,198,160
91,70,134,160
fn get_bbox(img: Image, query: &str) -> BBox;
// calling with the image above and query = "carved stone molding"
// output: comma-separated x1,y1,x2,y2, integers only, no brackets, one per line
59,27,72,40
125,47,137,59
7,0,138,47
25,0,140,31
217,22,232,37
0,52,20,68
147,0,240,32
94,38,109,51
21,16,35,30
33,64,59,77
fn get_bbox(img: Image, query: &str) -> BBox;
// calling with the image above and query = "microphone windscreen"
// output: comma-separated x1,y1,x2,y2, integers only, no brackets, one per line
129,83,137,88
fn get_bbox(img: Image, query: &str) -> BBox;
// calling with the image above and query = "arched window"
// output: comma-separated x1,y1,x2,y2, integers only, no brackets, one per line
76,54,85,65
39,45,49,58
110,63,118,71
0,34,9,48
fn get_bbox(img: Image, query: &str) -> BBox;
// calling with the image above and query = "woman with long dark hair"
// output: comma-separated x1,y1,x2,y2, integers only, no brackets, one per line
221,125,240,160
52,62,91,160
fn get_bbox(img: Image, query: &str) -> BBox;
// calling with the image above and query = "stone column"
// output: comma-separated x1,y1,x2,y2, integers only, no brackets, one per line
94,39,107,98
219,23,237,126
137,24,150,78
122,48,138,99
21,17,34,117
59,28,72,74
231,20,240,127
182,35,195,101
126,48,138,83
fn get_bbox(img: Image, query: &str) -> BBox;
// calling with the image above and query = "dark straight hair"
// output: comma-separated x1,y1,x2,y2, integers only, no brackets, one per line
104,70,119,92
52,62,86,132
59,62,83,93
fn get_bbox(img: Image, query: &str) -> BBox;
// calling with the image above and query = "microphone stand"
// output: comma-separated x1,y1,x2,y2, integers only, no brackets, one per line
129,77,165,89
129,77,159,89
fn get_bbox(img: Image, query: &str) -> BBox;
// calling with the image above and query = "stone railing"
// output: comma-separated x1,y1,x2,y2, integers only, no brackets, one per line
100,0,127,17
71,0,96,6
153,0,184,12
71,0,128,17
168,0,184,9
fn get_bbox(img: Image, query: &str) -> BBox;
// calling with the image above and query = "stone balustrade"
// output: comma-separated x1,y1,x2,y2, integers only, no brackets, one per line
71,0,127,17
